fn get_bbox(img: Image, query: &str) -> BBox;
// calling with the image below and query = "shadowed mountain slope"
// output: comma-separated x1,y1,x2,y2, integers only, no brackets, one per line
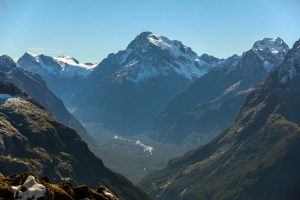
139,39,300,200
0,72,151,200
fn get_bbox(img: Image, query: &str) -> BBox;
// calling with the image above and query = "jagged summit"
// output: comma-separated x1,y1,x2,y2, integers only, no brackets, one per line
96,32,223,83
200,53,221,62
251,37,289,72
24,51,37,57
127,31,197,58
127,31,154,49
252,37,289,57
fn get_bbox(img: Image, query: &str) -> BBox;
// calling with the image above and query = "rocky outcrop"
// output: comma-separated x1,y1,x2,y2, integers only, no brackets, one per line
0,173,120,200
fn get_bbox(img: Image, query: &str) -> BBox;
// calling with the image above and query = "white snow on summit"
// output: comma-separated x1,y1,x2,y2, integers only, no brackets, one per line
252,37,289,72
253,37,288,54
54,55,97,69
147,34,192,58
112,32,221,83
17,52,96,79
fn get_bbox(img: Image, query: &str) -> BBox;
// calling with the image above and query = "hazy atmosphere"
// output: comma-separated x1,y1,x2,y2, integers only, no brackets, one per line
1,1,300,200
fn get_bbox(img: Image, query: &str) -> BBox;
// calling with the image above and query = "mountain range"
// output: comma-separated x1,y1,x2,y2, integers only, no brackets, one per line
139,38,300,200
16,32,226,136
17,34,290,144
151,37,289,146
17,52,95,79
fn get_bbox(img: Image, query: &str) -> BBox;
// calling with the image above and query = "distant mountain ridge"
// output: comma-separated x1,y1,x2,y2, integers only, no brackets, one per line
16,33,290,141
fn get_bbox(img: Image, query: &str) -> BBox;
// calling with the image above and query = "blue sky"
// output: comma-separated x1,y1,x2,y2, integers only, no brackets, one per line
0,0,300,63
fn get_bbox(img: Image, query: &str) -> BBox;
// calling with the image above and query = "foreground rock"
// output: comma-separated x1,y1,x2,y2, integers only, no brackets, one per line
1,173,119,200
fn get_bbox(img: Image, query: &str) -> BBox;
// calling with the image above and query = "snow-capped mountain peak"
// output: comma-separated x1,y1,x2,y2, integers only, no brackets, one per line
102,32,222,83
54,55,97,69
147,34,196,58
17,53,96,79
23,51,35,57
252,37,289,72
252,37,288,54
55,55,80,65
126,31,153,50
128,32,197,59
